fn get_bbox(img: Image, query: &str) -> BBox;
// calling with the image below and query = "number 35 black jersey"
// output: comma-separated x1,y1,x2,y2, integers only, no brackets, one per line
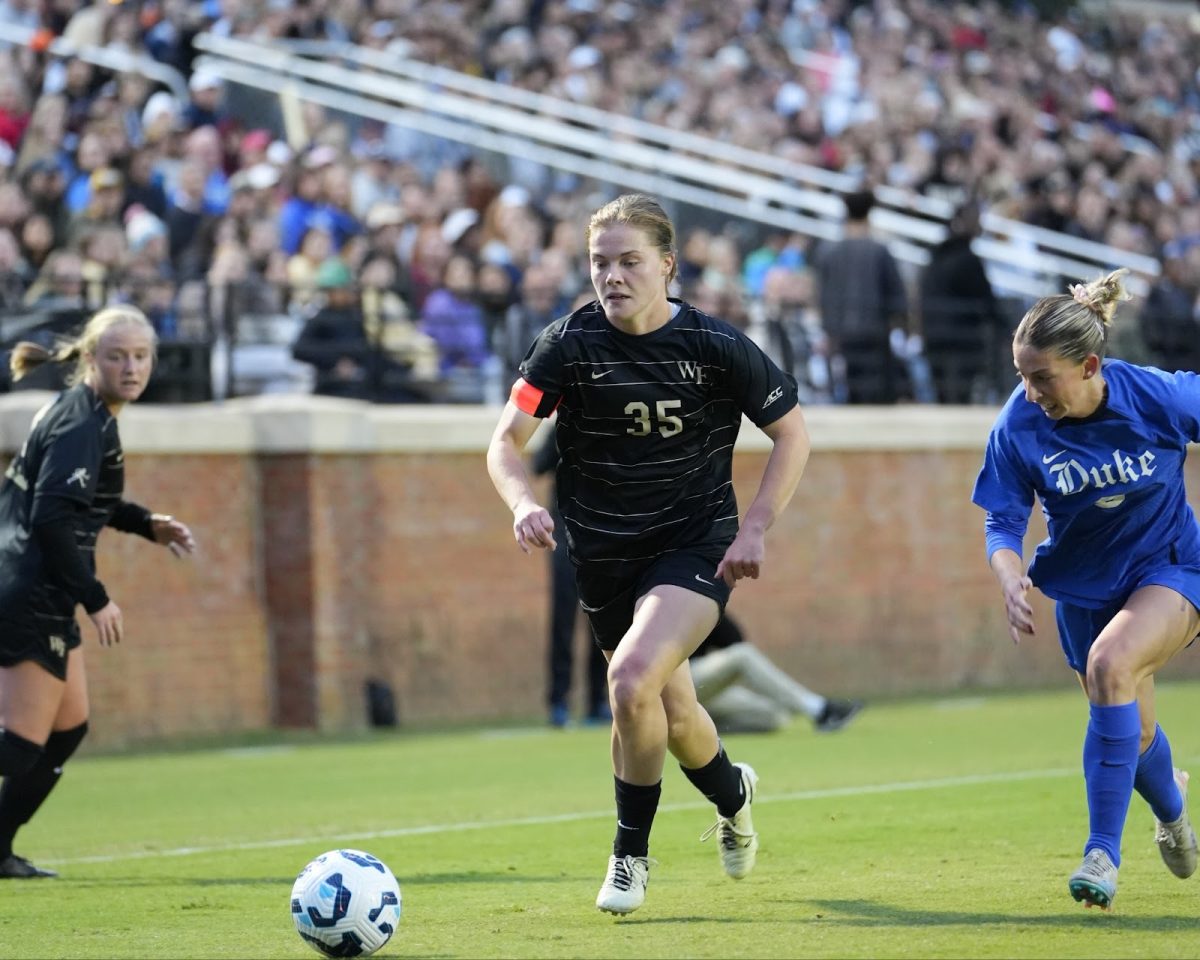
515,300,798,572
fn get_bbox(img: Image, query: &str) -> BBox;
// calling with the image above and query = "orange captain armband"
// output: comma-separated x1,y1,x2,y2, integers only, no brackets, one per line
511,377,559,418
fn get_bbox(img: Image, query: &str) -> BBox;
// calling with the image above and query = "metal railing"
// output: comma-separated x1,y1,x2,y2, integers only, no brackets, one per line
0,22,189,101
192,34,1160,300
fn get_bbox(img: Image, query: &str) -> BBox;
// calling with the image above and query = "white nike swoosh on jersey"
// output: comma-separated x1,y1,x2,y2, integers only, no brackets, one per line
591,370,613,379
694,574,713,585
1042,450,1067,463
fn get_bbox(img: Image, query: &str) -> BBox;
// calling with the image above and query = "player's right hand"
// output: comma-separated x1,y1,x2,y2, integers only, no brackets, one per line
89,600,123,647
1001,574,1035,645
512,503,556,554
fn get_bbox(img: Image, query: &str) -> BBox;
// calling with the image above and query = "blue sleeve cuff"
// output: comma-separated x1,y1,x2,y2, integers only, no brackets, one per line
984,512,1026,561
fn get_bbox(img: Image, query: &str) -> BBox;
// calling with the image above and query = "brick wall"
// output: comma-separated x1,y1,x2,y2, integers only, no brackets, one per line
2,395,1196,748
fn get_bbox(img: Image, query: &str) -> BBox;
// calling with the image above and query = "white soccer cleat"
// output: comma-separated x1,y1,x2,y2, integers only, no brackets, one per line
1068,848,1118,910
699,761,759,879
595,854,651,915
1155,768,1198,880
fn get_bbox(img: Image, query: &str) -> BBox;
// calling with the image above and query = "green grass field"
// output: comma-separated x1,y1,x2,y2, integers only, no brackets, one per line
2,683,1200,959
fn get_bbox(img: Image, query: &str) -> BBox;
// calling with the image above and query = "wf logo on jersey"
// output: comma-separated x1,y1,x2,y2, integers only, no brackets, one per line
677,361,707,384
67,467,90,488
1047,448,1157,499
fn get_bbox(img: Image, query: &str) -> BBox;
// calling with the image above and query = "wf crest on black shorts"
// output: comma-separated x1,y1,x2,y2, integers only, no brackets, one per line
0,616,80,681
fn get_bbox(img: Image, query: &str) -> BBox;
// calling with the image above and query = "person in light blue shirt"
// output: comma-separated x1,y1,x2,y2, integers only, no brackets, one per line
973,268,1200,911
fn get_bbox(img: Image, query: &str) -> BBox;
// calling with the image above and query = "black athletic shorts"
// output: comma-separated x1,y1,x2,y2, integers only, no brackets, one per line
575,549,731,651
0,615,80,681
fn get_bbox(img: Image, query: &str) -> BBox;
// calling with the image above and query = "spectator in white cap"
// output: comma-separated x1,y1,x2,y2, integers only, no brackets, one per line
140,91,181,146
124,207,171,278
441,207,479,251
265,140,292,168
183,71,223,130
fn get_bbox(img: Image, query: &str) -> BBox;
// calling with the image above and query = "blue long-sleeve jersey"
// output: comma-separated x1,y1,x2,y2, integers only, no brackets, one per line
972,359,1200,608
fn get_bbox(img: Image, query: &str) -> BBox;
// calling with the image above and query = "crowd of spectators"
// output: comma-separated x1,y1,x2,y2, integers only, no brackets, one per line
0,0,1195,404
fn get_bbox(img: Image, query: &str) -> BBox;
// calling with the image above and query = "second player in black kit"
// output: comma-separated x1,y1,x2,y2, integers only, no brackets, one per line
0,380,142,654
0,306,195,879
488,194,811,915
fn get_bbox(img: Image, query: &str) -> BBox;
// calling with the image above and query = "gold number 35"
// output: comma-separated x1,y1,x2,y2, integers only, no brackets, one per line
625,399,684,437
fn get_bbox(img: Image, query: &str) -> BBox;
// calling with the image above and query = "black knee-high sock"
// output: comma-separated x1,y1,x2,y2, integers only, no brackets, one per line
0,722,88,859
613,777,661,859
680,744,744,818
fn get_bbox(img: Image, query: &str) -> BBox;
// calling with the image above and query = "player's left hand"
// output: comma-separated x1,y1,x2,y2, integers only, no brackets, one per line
716,529,766,587
151,514,196,558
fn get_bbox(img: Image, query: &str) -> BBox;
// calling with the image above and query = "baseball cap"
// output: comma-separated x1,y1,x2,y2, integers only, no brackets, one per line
189,70,223,93
304,144,339,169
441,208,479,245
365,203,405,230
246,163,281,190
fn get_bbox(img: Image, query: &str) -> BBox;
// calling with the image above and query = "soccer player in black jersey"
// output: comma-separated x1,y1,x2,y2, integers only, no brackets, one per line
0,306,195,878
487,194,810,914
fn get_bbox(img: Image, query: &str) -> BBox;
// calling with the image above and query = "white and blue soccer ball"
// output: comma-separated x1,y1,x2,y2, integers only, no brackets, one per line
290,849,402,958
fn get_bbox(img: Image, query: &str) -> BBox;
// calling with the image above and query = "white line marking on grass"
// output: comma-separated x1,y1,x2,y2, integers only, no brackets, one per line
45,766,1079,868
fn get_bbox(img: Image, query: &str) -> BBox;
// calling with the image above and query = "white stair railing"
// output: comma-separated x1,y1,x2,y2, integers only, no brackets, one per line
189,33,1158,301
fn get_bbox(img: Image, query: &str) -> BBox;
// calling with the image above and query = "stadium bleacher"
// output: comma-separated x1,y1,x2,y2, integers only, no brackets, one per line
0,0,1194,403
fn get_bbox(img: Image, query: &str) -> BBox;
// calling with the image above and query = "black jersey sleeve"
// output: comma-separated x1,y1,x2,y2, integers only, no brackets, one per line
514,321,568,418
30,420,102,523
32,517,110,613
722,327,799,428
108,501,155,541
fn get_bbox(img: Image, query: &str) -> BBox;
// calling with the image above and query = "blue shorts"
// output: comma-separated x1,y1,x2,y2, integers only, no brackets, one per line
575,549,730,651
1055,565,1200,673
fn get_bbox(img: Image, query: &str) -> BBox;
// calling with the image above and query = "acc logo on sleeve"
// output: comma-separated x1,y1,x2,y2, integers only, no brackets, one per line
762,386,784,409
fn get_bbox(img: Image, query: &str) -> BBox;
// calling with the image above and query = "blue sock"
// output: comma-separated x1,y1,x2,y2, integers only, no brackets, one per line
1134,725,1183,824
1082,701,1140,866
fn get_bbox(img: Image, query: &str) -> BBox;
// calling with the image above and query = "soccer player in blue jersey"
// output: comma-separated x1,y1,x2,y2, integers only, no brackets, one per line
973,268,1199,910
0,307,195,878
487,194,810,914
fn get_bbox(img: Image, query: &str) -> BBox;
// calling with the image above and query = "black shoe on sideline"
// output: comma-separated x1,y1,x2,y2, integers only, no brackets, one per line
0,854,58,878
813,698,864,733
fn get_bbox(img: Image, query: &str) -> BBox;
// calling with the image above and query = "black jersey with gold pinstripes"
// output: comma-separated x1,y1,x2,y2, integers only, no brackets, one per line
517,299,798,572
0,383,125,626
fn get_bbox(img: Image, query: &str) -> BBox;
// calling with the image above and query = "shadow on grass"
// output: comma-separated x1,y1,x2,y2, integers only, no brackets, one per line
801,898,1197,931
